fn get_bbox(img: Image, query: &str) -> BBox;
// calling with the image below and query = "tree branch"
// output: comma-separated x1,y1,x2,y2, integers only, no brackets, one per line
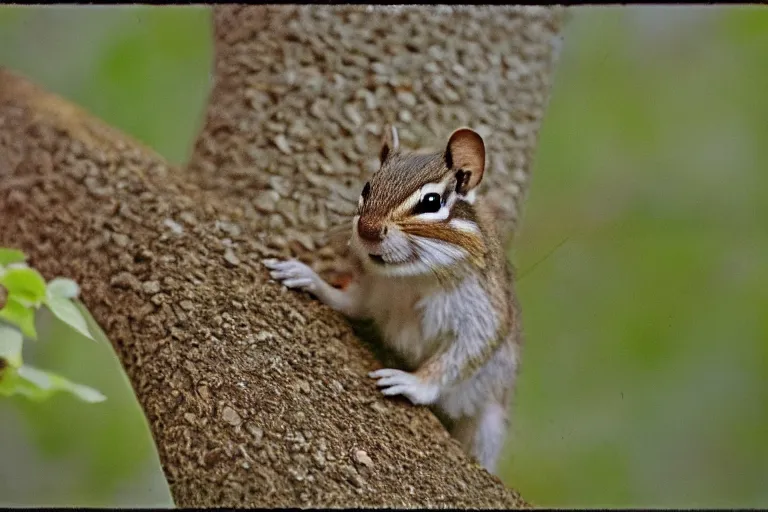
190,5,565,255
0,4,564,508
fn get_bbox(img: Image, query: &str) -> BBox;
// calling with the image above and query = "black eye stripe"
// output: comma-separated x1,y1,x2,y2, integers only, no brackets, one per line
361,182,371,201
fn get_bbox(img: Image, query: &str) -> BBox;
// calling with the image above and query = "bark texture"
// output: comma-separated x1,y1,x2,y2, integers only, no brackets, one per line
0,5,563,508
191,5,565,263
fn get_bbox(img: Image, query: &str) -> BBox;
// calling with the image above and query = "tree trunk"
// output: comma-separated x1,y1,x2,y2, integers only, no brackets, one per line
0,5,564,508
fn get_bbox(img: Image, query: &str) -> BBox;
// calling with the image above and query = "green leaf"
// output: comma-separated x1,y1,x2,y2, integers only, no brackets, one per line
0,369,45,400
0,323,23,368
17,365,106,403
0,248,26,266
0,364,106,403
0,266,47,305
47,277,81,299
45,296,94,341
0,296,37,340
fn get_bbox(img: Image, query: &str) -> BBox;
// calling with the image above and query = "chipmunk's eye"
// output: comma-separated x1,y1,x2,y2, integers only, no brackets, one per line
414,192,443,214
361,182,371,201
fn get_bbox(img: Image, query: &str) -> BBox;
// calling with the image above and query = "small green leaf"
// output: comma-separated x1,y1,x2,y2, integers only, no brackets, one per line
0,369,45,400
0,266,47,305
45,296,94,341
0,365,106,403
47,277,81,299
0,296,37,340
0,324,23,368
0,248,26,266
17,364,106,403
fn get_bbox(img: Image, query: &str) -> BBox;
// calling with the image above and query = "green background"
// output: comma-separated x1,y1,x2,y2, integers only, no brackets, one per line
1,5,766,508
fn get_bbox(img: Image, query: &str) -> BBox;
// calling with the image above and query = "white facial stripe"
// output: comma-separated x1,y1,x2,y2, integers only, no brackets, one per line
449,219,480,234
394,188,424,217
459,189,477,204
414,207,450,221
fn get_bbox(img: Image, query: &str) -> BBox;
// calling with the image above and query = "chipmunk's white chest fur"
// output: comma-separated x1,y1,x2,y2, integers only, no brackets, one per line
360,273,499,374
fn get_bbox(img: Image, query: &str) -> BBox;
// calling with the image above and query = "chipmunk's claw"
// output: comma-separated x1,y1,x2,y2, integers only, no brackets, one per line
263,258,319,292
369,368,439,405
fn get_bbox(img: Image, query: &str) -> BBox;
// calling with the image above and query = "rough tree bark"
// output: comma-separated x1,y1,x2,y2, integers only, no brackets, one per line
0,5,564,508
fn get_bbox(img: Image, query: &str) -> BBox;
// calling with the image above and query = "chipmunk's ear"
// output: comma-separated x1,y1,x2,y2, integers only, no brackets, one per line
445,128,485,195
380,124,400,164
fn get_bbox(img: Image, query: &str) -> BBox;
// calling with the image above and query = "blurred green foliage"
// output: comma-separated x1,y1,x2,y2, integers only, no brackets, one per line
0,304,173,507
506,6,768,508
0,5,211,164
0,5,765,508
0,250,107,403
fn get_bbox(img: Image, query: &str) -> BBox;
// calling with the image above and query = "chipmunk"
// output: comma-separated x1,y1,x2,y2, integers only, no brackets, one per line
263,125,522,475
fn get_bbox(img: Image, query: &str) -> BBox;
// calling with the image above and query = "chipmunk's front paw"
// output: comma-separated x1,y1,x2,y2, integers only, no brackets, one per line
369,368,440,405
263,258,319,293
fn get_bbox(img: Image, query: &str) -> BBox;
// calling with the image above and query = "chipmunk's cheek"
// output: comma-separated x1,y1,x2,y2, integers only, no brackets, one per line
378,230,415,264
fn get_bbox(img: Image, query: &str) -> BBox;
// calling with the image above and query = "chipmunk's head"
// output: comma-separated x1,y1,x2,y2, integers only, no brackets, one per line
352,125,488,277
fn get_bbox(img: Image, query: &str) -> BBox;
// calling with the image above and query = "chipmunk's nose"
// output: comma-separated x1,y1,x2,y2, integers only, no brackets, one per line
357,217,388,243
